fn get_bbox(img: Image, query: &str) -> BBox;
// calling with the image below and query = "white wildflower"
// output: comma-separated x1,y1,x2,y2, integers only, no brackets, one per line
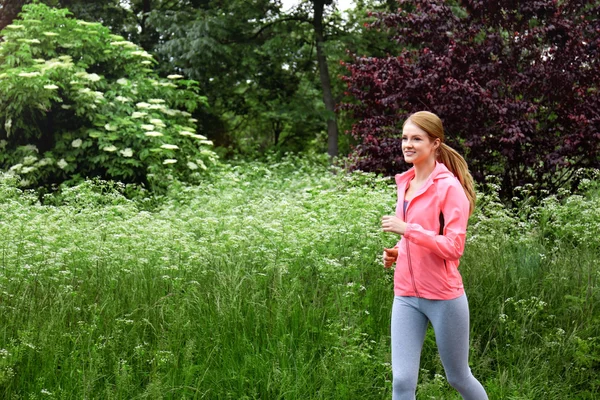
187,162,198,170
71,139,82,148
144,131,163,137
104,123,117,131
196,159,207,170
159,82,177,88
167,74,183,79
130,50,153,59
84,73,101,82
141,124,155,130
163,159,177,164
36,158,52,167
131,111,147,119
103,145,117,152
120,148,133,157
149,119,165,127
43,84,59,90
160,144,179,150
159,108,177,116
18,72,41,78
57,159,68,169
22,156,37,165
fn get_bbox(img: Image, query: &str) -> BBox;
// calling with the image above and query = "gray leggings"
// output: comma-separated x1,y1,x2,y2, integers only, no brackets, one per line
391,294,488,400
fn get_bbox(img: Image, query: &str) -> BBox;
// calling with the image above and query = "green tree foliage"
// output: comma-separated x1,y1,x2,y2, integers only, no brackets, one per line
145,0,331,155
35,0,398,158
0,3,217,190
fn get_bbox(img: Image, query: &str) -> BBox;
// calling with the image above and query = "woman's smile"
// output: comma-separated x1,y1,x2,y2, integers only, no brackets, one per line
401,121,438,165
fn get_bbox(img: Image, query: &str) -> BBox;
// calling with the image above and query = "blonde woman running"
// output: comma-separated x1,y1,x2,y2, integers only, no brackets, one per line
381,111,488,400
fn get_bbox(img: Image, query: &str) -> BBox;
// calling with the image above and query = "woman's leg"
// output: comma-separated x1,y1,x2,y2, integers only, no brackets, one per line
391,296,429,400
426,294,488,400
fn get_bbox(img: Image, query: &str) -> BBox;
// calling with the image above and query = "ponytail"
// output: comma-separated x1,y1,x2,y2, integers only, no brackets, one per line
405,111,476,214
438,143,476,215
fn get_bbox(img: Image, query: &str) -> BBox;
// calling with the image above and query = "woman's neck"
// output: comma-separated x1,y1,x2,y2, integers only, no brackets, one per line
412,159,436,183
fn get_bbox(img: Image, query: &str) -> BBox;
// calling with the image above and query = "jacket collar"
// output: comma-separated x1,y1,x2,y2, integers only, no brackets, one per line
395,161,453,187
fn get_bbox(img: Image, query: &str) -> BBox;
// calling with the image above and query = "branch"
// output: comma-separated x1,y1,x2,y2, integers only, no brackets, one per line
248,15,312,41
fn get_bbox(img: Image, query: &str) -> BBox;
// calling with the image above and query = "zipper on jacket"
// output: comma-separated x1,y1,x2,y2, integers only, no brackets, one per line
404,200,420,298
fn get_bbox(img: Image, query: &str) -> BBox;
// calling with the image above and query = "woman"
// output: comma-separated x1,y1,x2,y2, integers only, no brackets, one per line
381,111,487,400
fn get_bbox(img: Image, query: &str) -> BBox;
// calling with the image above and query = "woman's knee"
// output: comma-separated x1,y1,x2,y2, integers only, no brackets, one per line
445,370,473,392
392,370,418,397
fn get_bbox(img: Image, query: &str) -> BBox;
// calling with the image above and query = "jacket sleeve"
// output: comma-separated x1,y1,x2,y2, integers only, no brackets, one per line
402,181,469,261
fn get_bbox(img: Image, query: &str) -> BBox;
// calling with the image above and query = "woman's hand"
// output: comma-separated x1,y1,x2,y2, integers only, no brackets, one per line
383,247,398,268
382,215,407,236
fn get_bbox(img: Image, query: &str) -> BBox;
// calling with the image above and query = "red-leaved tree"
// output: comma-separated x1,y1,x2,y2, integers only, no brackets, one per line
342,0,600,200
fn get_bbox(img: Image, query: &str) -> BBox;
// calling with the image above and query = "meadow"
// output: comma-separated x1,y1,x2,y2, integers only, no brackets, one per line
0,155,598,399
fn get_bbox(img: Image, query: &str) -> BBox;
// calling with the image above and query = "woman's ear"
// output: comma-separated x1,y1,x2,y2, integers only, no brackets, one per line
433,138,441,150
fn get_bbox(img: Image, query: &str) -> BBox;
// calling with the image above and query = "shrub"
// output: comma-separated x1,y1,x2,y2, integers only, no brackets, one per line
342,0,600,200
0,3,218,191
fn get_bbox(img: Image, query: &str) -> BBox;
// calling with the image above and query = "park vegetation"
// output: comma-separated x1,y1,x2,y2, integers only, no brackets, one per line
0,0,599,398
0,156,599,398
343,0,600,200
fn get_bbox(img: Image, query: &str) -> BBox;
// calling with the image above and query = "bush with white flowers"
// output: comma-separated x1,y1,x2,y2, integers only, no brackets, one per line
0,3,217,190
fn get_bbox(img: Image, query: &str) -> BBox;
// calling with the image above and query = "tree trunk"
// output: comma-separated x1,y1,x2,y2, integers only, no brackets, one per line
312,0,338,158
0,0,27,34
139,0,152,50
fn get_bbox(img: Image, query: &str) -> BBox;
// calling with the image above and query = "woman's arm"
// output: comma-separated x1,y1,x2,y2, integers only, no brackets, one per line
402,182,469,261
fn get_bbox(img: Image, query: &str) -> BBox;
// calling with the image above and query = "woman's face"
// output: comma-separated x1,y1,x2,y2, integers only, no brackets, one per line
402,121,440,166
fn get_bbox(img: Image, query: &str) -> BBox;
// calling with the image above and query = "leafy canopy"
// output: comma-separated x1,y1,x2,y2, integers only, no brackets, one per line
343,0,600,200
0,3,218,190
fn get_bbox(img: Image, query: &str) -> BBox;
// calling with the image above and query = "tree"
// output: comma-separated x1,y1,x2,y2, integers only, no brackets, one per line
0,3,217,190
343,0,600,200
148,0,376,158
146,1,325,153
40,0,399,158
311,0,339,157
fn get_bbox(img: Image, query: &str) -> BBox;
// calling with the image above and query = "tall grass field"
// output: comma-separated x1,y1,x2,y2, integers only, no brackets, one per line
0,156,598,399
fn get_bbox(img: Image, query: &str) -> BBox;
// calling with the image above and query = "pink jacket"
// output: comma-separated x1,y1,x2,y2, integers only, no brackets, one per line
393,162,470,300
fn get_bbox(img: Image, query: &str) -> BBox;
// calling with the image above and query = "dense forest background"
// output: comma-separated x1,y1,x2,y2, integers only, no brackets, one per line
1,0,598,200
1,0,395,158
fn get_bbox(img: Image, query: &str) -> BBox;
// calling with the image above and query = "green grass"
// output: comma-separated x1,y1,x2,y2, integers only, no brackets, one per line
0,156,598,399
